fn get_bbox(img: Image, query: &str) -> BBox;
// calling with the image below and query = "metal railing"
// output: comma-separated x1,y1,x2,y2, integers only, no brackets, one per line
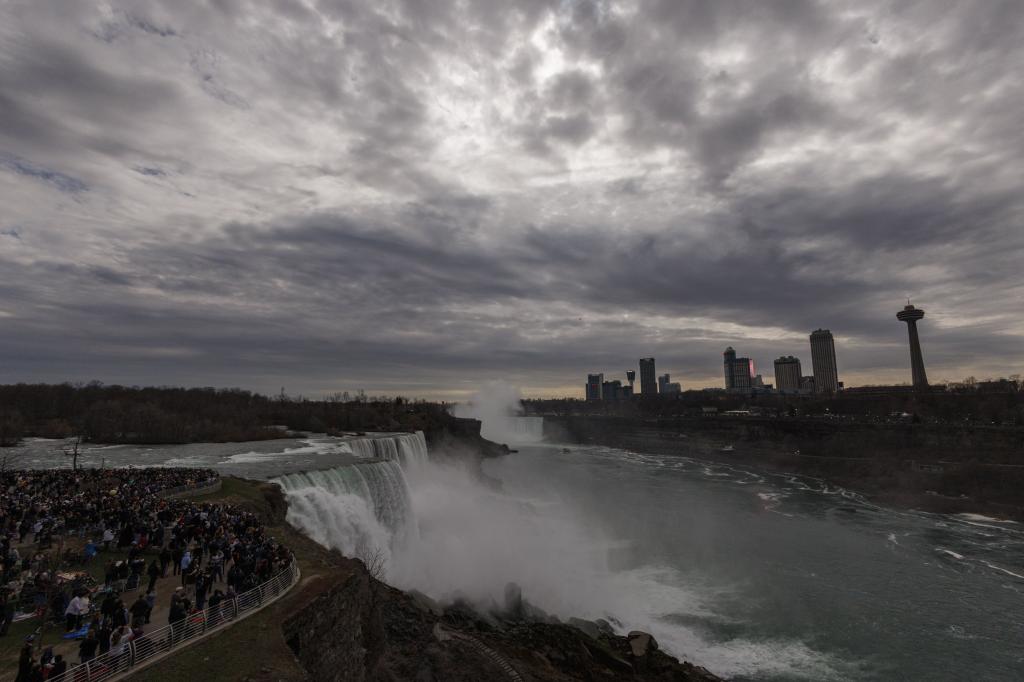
47,559,300,682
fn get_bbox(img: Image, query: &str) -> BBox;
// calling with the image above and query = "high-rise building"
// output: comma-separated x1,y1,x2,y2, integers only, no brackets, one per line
658,373,681,394
723,347,736,389
723,347,754,392
602,379,623,401
639,358,657,396
897,304,929,390
586,373,603,401
774,356,802,393
809,329,839,394
626,370,636,391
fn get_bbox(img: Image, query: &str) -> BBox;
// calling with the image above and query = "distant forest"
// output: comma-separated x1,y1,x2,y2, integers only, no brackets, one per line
0,382,453,446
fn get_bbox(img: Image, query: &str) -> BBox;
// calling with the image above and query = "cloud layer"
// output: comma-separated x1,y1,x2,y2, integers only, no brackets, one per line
1,0,1022,397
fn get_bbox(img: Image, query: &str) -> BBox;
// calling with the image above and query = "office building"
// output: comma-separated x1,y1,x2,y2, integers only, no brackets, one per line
626,370,636,391
639,358,657,396
602,379,622,400
658,373,681,395
586,373,603,401
809,329,839,394
896,304,929,391
723,347,755,392
800,375,815,392
774,356,802,393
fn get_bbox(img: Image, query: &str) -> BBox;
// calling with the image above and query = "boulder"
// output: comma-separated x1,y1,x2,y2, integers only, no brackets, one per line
568,617,601,640
627,630,659,657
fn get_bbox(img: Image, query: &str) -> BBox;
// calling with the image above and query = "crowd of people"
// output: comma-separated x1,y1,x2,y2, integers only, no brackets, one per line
1,467,293,682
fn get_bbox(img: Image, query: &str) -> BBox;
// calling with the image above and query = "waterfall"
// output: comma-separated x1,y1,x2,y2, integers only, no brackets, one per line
274,431,428,565
395,431,429,468
345,431,429,468
509,417,544,442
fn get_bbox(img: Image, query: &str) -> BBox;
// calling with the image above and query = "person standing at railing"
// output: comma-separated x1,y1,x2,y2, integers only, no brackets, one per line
108,625,133,670
78,627,99,663
49,654,67,678
129,594,149,631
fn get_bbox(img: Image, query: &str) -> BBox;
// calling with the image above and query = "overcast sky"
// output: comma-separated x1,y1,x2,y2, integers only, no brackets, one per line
1,0,1022,399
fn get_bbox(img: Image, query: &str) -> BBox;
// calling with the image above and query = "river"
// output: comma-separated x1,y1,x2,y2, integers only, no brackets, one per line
10,433,1024,680
481,443,1024,680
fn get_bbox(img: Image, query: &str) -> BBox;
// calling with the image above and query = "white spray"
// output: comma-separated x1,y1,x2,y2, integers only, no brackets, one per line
452,381,544,444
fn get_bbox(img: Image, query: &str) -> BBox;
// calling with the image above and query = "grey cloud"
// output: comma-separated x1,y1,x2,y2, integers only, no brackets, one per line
0,153,88,193
0,0,1021,396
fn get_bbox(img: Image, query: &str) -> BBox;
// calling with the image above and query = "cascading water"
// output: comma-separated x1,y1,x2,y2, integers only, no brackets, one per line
274,431,428,567
508,416,544,442
346,431,429,468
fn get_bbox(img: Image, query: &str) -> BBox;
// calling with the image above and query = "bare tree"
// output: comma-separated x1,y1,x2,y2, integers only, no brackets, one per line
0,409,24,447
60,435,85,471
364,546,388,583
0,449,22,474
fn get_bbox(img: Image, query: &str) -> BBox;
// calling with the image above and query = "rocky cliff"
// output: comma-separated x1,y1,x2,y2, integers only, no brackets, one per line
281,552,720,682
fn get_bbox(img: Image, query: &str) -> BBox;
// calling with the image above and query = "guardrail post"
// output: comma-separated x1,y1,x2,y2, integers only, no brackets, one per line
84,660,92,682
129,640,137,668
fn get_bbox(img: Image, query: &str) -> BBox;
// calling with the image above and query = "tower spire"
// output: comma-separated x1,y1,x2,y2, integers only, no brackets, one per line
896,303,929,391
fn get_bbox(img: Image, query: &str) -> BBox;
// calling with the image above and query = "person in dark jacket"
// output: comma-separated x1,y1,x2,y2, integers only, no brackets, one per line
159,546,172,577
147,559,161,593
130,595,149,630
50,655,67,678
15,640,33,682
79,628,99,663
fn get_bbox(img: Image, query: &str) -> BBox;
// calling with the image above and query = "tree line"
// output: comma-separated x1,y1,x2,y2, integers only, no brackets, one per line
0,382,454,446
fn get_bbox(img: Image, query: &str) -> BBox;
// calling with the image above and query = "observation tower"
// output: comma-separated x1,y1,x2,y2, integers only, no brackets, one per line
897,303,929,391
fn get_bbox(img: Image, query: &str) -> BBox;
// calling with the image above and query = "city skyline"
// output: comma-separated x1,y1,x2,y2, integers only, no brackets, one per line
1,2,1022,400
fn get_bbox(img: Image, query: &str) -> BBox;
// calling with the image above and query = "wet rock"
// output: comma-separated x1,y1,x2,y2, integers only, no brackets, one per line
627,631,658,657
408,589,445,616
567,617,600,640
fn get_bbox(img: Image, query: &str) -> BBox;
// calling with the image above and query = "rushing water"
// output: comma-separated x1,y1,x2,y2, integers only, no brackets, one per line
10,429,1024,680
481,444,1024,681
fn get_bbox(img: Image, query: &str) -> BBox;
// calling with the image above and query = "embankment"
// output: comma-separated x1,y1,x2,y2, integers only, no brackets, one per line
546,415,1024,520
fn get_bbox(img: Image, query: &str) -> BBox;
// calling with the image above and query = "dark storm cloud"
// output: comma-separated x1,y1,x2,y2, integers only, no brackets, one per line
0,0,1022,396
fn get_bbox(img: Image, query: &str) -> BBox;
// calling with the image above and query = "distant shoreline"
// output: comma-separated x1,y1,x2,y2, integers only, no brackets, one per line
544,415,1024,522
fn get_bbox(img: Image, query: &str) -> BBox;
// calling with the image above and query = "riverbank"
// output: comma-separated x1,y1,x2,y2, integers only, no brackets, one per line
545,415,1024,522
127,476,719,681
